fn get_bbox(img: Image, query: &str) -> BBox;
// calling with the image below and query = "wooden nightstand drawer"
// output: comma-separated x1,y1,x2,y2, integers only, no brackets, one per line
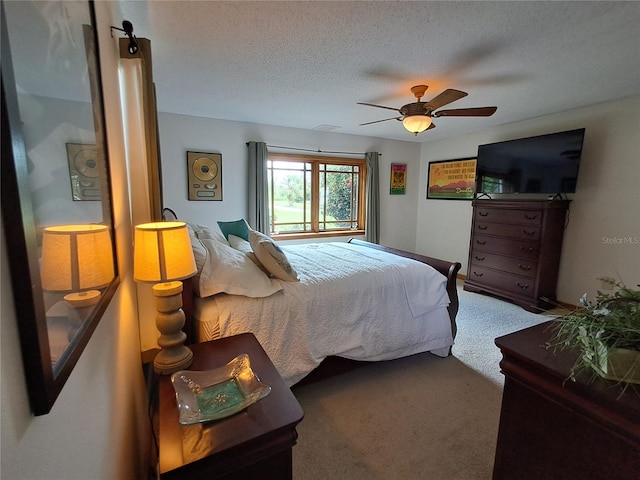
470,252,537,278
475,208,542,226
474,222,540,241
472,235,540,258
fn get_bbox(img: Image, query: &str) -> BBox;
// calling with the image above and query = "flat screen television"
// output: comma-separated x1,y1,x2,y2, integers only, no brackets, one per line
475,128,585,195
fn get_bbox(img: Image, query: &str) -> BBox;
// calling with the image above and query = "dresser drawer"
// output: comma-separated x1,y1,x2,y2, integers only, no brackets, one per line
471,235,540,258
474,222,540,241
470,252,537,278
475,208,542,226
467,266,536,299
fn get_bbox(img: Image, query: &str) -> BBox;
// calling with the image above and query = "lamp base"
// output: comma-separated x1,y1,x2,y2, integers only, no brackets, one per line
152,281,193,375
153,348,194,375
64,290,101,308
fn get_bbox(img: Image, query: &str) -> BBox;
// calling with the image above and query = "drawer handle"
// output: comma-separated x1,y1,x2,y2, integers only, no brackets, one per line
524,214,538,220
516,282,530,290
479,211,489,217
473,271,484,277
478,225,488,230
476,240,487,245
520,246,533,253
517,264,531,271
523,229,536,236
475,256,485,261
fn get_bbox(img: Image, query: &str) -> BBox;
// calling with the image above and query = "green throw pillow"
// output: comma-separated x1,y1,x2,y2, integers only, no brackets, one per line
217,219,251,241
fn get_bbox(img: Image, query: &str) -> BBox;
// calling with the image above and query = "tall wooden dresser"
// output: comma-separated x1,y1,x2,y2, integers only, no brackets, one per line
463,199,570,312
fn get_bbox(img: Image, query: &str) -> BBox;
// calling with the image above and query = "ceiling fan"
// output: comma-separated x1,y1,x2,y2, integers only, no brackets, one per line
358,85,497,136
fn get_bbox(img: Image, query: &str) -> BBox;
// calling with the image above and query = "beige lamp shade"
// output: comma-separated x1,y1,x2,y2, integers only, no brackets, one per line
134,221,196,283
41,224,115,293
402,115,432,135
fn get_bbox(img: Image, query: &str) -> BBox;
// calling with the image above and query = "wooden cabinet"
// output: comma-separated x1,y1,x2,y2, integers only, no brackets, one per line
493,322,640,480
464,199,570,312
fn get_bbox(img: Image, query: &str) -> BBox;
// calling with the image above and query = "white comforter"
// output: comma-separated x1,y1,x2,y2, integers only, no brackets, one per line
196,242,454,385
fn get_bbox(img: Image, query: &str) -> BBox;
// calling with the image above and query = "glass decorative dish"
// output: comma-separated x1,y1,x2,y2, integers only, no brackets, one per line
171,354,271,425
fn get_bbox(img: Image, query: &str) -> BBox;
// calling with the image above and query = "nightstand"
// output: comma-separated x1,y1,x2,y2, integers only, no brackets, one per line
157,333,304,480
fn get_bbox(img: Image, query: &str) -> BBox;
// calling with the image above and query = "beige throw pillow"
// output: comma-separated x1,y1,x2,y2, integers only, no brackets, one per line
249,230,299,282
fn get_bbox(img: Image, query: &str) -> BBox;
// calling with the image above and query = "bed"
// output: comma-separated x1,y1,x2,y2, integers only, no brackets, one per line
180,222,461,387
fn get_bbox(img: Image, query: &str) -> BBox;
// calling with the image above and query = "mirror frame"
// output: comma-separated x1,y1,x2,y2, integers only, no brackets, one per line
0,0,119,415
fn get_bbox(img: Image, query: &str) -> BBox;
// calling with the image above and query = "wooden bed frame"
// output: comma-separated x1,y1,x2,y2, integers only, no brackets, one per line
180,238,461,384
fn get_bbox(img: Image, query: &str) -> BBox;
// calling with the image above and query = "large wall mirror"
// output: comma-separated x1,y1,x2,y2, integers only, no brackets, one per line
1,0,119,415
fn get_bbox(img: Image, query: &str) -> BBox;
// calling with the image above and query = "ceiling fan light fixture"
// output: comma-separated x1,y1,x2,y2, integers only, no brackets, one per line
402,114,432,135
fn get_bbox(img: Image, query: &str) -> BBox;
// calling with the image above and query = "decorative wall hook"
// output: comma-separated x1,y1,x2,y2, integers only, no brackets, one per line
110,20,138,54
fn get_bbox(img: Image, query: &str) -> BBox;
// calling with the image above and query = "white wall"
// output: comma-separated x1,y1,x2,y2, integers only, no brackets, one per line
19,96,104,226
158,113,422,249
417,95,640,304
1,3,149,479
158,96,639,312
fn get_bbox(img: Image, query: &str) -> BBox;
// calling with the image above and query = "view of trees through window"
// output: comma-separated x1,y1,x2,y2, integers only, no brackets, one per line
479,175,506,193
267,154,365,235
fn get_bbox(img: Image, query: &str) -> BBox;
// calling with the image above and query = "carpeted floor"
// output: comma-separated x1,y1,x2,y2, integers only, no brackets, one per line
291,285,555,480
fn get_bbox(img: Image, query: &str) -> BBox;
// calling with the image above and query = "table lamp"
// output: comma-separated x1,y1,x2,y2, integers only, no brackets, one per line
134,221,197,375
41,224,115,334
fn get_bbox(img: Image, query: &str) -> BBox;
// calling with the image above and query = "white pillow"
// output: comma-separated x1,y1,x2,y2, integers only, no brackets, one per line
227,234,263,269
190,223,228,244
186,223,207,273
198,236,283,298
249,230,299,282
187,222,230,275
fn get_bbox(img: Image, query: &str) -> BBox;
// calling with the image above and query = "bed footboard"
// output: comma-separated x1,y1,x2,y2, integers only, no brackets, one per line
347,238,461,340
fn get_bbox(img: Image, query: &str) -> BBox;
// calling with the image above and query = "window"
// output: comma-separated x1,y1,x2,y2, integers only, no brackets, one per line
267,153,366,238
478,174,507,193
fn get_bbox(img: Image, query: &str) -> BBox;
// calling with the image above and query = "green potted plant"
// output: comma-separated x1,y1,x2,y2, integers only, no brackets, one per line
550,278,640,385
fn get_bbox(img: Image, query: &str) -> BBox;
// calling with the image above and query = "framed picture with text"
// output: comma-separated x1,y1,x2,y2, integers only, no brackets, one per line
427,158,476,200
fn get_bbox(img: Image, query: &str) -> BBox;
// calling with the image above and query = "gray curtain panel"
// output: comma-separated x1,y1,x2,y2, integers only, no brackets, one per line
365,151,380,244
247,141,270,233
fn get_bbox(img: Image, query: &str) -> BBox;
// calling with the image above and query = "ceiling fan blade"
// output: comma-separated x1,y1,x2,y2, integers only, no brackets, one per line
357,102,402,112
425,89,468,110
359,116,401,126
427,122,436,130
433,106,497,117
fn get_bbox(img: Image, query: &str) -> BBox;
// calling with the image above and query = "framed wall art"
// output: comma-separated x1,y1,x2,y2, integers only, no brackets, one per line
390,163,407,195
427,157,477,200
67,143,102,201
187,151,222,201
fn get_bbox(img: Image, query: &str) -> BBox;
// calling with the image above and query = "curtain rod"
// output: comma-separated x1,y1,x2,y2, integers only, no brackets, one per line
265,144,381,157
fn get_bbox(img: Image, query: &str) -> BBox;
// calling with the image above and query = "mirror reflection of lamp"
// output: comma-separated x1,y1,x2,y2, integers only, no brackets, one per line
40,224,115,337
133,221,196,375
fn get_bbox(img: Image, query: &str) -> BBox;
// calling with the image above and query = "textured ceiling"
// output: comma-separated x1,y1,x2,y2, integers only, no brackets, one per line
119,1,640,143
